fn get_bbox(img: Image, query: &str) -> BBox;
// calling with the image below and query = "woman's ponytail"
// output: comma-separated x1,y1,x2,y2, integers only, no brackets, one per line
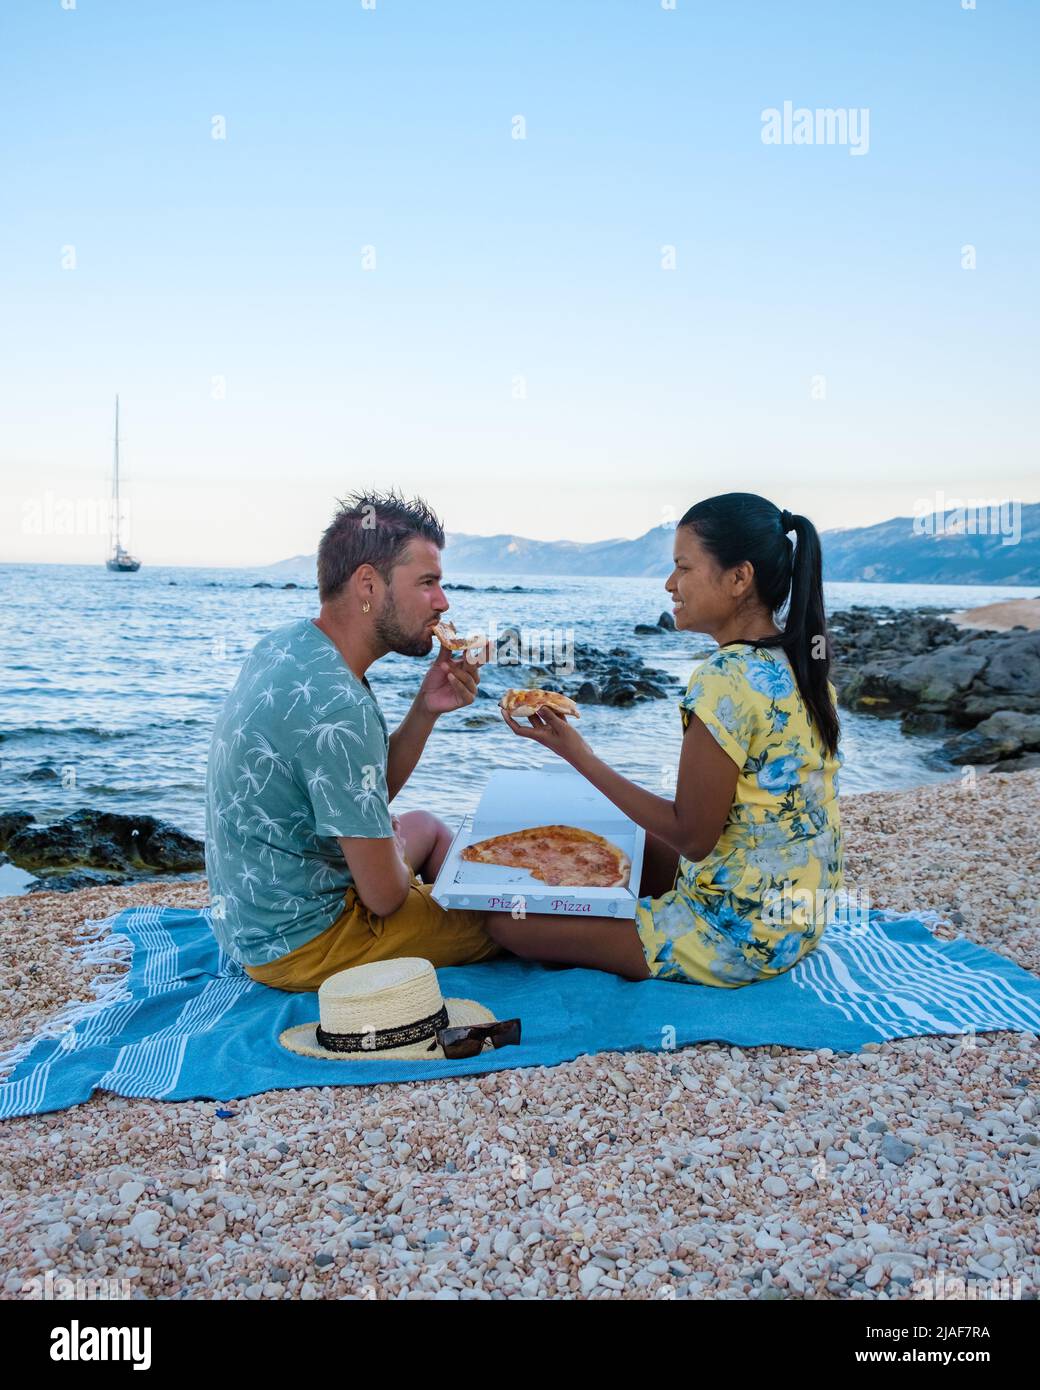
779,512,840,756
678,493,841,756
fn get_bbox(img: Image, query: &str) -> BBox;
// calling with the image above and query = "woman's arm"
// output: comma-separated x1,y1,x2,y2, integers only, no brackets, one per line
501,708,739,860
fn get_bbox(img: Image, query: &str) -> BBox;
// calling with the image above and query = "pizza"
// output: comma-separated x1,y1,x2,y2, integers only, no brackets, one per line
461,824,629,888
500,688,580,720
432,621,489,663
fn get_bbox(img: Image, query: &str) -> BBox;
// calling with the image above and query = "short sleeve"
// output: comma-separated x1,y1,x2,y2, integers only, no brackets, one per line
679,656,758,769
291,700,394,839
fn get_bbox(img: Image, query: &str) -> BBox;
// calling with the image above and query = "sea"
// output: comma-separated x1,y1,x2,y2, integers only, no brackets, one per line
1,563,1035,887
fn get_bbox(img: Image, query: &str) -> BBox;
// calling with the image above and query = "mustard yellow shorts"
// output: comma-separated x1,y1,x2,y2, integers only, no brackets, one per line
242,877,503,992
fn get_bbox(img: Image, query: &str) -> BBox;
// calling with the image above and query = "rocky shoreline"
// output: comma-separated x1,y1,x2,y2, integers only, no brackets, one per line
828,607,1040,770
0,811,205,895
4,603,1036,894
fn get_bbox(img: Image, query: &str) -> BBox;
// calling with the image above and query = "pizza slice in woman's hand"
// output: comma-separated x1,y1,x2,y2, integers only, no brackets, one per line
499,689,580,720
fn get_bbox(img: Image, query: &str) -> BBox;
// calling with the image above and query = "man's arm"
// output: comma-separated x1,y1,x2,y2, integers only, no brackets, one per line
338,830,413,918
386,700,438,802
385,648,483,801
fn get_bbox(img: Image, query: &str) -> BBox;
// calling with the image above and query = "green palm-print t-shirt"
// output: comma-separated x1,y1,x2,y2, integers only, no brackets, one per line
204,618,393,967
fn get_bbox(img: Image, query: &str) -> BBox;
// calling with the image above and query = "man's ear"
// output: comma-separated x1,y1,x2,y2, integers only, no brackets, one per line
353,563,379,604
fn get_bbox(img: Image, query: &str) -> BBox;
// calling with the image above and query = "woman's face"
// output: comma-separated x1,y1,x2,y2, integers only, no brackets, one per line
664,527,738,637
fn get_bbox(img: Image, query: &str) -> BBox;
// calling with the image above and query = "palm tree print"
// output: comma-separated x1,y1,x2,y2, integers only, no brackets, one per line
248,732,292,790
305,764,337,814
247,683,277,720
236,865,261,905
283,678,316,717
300,718,364,756
352,783,384,821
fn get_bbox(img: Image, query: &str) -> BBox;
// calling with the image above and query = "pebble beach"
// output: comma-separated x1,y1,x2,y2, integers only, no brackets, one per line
1,771,1037,1302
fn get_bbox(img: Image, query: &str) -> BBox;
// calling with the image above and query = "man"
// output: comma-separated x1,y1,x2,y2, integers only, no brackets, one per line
204,489,502,990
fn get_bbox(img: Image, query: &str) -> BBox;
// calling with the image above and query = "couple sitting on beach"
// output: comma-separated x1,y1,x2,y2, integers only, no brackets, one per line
204,489,844,992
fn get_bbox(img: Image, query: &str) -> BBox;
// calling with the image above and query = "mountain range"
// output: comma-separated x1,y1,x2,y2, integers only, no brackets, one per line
267,502,1040,587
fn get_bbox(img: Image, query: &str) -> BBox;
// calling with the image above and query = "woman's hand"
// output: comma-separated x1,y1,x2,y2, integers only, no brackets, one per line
501,705,591,765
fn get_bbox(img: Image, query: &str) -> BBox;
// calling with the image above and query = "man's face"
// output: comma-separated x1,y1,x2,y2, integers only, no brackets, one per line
373,538,449,656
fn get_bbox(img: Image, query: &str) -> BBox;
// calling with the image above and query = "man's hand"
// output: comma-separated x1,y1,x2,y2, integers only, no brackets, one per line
417,643,485,716
391,814,412,871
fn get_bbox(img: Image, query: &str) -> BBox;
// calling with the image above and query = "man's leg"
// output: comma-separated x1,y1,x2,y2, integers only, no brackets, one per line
394,810,454,882
483,911,652,982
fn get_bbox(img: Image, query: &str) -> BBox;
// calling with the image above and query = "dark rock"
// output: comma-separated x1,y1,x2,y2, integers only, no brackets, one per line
28,868,129,893
899,710,946,735
657,611,676,631
0,812,34,849
987,752,1040,772
944,711,1040,764
25,765,60,781
6,809,205,876
601,683,638,706
252,581,273,588
282,582,298,589
634,624,659,636
575,681,600,704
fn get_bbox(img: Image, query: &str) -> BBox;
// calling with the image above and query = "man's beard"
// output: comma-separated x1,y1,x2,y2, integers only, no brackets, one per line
374,595,434,657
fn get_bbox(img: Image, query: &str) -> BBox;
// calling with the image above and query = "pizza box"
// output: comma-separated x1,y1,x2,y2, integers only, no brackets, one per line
429,766,646,919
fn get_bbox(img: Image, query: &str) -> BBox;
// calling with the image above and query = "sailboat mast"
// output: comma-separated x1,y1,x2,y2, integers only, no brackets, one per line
111,395,121,556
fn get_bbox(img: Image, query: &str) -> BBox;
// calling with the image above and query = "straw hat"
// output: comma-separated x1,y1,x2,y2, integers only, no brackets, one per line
278,956,498,1061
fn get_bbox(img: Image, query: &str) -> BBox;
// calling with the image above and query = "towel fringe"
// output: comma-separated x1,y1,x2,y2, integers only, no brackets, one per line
0,918,133,1083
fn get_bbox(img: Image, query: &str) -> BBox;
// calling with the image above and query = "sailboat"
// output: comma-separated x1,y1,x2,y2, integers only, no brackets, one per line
106,394,141,572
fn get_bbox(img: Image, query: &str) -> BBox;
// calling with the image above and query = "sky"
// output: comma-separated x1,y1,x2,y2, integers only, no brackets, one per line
1,0,1037,566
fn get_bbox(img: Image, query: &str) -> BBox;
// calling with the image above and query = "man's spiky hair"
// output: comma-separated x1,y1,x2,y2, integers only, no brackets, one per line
316,488,445,601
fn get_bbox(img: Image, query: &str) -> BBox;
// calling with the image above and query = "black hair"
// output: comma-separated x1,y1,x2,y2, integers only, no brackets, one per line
678,492,840,755
317,488,445,602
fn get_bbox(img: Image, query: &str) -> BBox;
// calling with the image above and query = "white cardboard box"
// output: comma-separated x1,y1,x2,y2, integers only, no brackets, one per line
430,766,646,919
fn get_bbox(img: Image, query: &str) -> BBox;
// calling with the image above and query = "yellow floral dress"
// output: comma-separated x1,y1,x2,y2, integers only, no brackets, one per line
634,644,844,987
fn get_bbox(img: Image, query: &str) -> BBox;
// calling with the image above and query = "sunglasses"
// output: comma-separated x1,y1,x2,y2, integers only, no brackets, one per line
435,1017,522,1059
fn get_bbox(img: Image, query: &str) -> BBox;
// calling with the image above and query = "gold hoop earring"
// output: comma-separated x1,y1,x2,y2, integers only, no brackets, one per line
362,600,371,613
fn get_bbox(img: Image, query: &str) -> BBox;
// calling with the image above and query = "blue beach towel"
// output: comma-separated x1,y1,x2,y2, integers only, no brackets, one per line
1,905,1038,1119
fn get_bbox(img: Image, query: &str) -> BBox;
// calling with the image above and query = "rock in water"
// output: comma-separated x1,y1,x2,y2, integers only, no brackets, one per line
943,711,1040,764
5,810,205,876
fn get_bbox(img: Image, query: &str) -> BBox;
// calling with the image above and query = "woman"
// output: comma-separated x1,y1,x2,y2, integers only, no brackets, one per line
483,492,844,986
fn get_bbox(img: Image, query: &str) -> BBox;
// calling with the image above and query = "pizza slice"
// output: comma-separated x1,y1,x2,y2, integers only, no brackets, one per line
500,688,580,720
432,620,489,664
461,824,629,888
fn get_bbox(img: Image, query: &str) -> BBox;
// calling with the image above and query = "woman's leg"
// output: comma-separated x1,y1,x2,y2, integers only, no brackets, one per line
394,810,454,881
639,830,680,897
484,911,652,981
